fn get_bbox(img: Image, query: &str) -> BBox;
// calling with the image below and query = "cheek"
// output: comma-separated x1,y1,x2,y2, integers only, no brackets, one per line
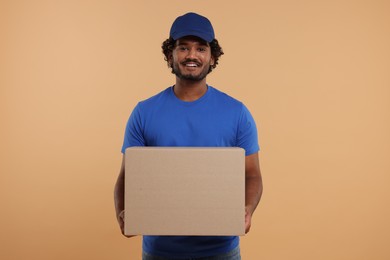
171,52,181,63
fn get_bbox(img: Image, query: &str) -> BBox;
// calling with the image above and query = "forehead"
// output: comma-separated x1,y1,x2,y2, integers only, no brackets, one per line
175,36,209,46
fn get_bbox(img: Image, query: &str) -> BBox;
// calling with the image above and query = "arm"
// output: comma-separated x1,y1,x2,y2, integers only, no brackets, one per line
245,152,263,233
114,155,134,237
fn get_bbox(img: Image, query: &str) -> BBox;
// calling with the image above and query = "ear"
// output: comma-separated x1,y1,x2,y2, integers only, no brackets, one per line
210,56,215,66
168,55,173,67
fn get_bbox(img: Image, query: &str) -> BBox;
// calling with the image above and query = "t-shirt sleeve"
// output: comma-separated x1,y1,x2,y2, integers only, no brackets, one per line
237,104,260,156
121,103,146,153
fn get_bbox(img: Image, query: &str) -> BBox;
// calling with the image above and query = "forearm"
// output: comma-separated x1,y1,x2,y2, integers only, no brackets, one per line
114,161,134,237
245,174,263,215
245,152,263,215
114,156,126,218
114,172,125,217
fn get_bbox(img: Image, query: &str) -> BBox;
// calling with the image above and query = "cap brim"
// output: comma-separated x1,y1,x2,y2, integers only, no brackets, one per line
172,30,213,42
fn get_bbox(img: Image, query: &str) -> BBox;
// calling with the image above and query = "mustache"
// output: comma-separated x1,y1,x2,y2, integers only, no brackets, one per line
181,59,201,66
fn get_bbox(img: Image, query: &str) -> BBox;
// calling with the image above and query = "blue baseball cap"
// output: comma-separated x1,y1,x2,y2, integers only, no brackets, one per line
169,12,215,42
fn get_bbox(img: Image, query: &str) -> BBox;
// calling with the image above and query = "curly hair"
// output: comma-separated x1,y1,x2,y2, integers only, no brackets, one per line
162,37,224,74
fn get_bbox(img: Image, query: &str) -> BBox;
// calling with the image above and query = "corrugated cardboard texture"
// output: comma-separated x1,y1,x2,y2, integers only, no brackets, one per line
124,147,245,236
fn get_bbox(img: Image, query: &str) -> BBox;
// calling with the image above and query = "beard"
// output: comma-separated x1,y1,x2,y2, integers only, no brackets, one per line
172,60,210,81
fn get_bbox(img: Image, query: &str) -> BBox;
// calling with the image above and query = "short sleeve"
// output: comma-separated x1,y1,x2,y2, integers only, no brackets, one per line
236,104,260,156
121,103,146,153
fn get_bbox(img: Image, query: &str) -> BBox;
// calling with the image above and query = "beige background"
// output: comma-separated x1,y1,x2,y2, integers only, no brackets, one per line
1,0,389,259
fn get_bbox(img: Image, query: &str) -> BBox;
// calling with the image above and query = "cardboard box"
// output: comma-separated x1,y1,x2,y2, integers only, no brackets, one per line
124,147,245,236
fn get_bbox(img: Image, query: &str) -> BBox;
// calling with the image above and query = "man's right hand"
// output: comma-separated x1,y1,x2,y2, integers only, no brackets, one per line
117,210,135,238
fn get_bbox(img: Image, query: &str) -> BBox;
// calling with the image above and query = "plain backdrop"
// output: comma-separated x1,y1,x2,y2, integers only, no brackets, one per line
1,0,389,259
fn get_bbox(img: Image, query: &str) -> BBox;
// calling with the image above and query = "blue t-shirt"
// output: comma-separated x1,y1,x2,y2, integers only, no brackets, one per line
122,86,259,258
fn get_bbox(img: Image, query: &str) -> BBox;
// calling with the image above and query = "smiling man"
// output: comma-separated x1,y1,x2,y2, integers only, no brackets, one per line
114,12,263,260
171,36,212,82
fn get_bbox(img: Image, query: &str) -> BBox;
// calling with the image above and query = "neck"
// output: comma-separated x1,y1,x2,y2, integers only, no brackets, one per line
173,77,208,101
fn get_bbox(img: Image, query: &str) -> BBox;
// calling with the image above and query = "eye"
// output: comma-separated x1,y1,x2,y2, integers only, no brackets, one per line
198,47,206,52
178,46,188,51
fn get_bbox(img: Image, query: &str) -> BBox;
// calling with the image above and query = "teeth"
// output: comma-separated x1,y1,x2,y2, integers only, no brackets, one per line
185,63,198,67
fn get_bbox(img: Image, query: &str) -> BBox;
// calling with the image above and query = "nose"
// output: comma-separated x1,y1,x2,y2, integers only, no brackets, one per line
186,47,197,59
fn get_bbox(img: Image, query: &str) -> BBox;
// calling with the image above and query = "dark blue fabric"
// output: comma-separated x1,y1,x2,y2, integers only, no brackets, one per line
170,12,215,42
142,245,241,260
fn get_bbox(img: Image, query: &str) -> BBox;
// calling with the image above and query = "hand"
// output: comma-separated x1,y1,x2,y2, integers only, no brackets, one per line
117,210,135,238
245,206,252,234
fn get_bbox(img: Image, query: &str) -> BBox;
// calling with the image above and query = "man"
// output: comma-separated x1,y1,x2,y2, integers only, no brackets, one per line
114,12,262,260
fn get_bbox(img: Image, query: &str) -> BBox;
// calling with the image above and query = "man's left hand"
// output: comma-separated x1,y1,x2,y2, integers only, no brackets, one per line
245,206,252,233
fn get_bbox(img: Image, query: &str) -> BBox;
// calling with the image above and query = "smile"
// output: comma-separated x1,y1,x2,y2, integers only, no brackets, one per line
182,62,200,67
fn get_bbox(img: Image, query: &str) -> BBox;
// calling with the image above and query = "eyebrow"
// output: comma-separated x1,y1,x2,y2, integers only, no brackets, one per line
176,40,209,47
